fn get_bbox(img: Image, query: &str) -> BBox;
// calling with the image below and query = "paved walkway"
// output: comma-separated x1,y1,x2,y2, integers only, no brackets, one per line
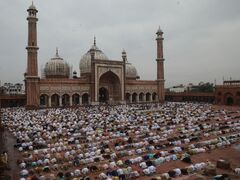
0,127,20,179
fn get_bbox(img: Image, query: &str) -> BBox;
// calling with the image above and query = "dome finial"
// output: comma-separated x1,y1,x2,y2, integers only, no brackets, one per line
56,47,59,57
156,26,163,35
122,48,127,61
94,36,96,46
28,1,37,10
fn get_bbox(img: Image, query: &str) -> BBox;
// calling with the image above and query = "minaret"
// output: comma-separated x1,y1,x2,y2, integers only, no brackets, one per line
25,2,40,109
122,49,127,102
90,37,96,103
156,27,165,102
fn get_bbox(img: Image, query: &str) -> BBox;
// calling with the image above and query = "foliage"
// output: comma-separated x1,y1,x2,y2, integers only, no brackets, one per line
190,82,214,93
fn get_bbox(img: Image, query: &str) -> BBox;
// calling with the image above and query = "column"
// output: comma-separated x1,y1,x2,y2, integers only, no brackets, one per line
59,96,62,107
143,94,146,102
79,96,82,105
136,94,139,103
129,94,132,103
48,96,51,107
70,96,73,106
149,94,152,102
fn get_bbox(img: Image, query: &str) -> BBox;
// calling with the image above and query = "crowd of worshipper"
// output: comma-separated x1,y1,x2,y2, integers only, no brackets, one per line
1,102,240,180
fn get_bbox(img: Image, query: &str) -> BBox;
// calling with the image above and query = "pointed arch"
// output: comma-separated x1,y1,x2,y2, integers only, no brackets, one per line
146,92,151,102
224,92,234,105
82,93,89,105
152,92,157,101
40,94,49,107
72,93,80,105
99,71,121,103
125,93,131,103
51,94,60,107
62,94,70,106
139,92,144,102
132,93,138,103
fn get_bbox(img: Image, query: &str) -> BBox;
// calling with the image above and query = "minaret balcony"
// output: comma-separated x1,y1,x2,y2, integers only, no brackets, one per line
156,58,165,62
27,17,38,21
26,46,39,51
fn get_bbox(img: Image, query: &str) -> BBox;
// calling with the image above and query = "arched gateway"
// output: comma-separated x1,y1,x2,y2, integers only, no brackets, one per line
224,93,234,105
99,87,108,103
98,71,121,103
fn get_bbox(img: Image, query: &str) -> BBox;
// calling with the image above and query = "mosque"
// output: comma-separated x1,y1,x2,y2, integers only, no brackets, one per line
25,3,165,109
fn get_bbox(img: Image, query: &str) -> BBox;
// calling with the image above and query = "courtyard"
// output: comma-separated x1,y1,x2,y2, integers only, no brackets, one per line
1,102,240,179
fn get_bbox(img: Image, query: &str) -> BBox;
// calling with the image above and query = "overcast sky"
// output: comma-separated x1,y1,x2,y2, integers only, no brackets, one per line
0,0,240,87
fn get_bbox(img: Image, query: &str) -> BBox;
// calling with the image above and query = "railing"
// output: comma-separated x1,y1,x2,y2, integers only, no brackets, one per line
216,84,240,88
165,92,215,97
223,80,240,85
0,94,26,100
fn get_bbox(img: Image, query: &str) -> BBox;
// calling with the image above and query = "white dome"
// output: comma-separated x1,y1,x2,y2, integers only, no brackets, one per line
126,62,138,78
44,49,70,78
80,40,109,74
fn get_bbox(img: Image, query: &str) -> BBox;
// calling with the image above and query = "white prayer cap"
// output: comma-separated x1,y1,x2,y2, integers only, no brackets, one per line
62,146,67,151
96,149,101,155
82,167,89,174
64,151,70,158
110,162,116,168
74,169,81,176
20,162,26,169
50,158,57,164
105,148,110,153
43,159,50,165
77,154,83,158
173,168,181,176
20,169,29,176
85,152,90,157
51,148,56,153
99,173,107,179
71,150,76,155
57,147,62,152
76,145,81,150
